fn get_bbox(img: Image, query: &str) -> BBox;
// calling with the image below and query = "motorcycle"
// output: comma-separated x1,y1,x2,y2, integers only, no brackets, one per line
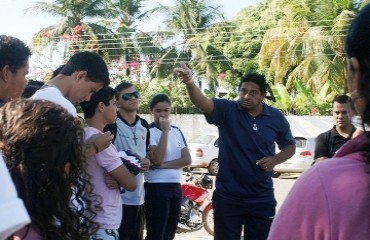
177,171,214,236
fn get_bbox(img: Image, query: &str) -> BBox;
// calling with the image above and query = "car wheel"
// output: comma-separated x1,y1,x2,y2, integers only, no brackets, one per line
272,172,281,178
208,159,219,176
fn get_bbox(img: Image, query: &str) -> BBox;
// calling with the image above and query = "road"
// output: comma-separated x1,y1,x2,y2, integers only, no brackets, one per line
173,172,298,240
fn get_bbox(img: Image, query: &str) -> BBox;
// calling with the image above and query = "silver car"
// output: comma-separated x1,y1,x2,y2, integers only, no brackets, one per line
273,137,316,177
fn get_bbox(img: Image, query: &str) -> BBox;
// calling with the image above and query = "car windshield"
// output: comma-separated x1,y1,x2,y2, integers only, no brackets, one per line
188,134,215,144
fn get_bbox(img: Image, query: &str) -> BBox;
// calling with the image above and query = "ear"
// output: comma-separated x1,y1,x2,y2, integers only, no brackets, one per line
347,57,361,99
75,70,88,82
97,101,105,112
0,65,11,83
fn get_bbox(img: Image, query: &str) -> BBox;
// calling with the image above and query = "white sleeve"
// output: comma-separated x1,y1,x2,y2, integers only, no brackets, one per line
0,154,30,240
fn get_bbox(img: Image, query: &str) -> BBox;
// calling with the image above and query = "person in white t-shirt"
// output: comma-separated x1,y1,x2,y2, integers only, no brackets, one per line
144,93,191,240
31,51,114,157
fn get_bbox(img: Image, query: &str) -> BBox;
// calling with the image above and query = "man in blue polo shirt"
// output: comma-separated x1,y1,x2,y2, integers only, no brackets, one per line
175,63,296,240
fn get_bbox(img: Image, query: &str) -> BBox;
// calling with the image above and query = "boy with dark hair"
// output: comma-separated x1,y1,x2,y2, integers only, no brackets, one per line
32,51,110,116
104,82,150,240
80,87,137,240
0,35,31,239
0,35,31,104
31,51,113,155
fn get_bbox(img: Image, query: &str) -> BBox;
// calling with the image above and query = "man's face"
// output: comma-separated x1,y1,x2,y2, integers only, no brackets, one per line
117,86,140,112
332,101,352,128
238,82,266,111
69,78,103,103
0,62,29,101
105,98,118,124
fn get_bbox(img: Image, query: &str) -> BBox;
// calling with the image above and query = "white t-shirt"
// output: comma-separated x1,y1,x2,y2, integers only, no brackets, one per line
31,87,77,116
145,124,187,183
0,154,30,240
113,117,148,205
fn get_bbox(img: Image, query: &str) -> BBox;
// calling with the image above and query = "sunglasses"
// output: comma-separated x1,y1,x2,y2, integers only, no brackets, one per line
121,91,140,101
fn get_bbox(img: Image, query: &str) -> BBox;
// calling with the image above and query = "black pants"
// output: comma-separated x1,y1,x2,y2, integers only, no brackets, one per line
213,192,276,240
144,182,182,240
118,204,145,240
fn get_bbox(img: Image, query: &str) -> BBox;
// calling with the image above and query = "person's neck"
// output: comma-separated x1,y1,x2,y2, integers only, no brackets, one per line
118,109,137,124
336,124,354,138
246,102,264,117
49,76,69,97
85,117,105,131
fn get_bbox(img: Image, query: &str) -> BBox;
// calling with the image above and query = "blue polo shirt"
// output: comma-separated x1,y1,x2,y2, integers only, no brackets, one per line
209,99,295,203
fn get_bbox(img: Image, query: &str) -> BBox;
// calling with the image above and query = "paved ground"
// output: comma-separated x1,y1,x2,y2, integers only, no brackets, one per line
173,173,298,240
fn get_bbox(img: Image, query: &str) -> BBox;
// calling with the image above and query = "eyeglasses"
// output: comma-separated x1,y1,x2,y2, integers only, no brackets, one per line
121,91,140,101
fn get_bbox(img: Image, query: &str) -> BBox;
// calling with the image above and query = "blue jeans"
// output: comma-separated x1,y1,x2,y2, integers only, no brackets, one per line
144,182,182,240
213,192,276,240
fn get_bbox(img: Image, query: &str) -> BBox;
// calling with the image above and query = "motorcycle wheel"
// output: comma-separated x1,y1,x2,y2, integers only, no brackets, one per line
202,204,214,236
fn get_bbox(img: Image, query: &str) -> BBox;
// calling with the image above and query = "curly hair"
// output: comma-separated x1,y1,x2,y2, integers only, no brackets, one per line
0,99,100,240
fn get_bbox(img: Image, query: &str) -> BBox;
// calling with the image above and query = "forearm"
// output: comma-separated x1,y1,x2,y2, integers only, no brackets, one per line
157,157,191,169
155,148,191,169
151,131,169,166
185,81,213,115
274,144,296,164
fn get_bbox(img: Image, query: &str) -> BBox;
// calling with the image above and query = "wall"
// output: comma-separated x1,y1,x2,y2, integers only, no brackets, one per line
140,114,333,141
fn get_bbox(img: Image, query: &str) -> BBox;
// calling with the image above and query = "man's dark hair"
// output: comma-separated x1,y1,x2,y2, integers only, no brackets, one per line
332,95,350,105
60,51,110,87
51,64,65,79
115,82,134,92
0,35,31,73
238,73,268,93
80,87,117,118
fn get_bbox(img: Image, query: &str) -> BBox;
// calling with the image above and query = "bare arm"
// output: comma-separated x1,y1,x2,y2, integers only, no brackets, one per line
150,117,170,166
108,165,137,191
174,62,214,115
155,147,191,169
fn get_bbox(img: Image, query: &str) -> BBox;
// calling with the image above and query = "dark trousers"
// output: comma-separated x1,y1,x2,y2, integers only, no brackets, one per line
118,204,145,240
144,182,182,240
213,192,276,240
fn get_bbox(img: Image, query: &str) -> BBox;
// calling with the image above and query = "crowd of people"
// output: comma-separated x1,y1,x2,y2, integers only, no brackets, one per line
1,3,370,240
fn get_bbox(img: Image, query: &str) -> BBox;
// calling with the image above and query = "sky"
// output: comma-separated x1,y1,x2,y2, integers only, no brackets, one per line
0,0,262,45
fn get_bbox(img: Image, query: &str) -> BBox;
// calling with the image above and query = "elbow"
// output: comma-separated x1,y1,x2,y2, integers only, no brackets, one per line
125,181,137,192
184,157,192,166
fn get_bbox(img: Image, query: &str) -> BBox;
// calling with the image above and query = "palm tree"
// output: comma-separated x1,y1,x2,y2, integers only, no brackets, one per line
97,0,163,80
148,0,228,92
258,0,361,94
26,0,122,60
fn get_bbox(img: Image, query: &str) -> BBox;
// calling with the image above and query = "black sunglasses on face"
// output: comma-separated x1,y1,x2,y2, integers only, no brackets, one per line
122,91,140,101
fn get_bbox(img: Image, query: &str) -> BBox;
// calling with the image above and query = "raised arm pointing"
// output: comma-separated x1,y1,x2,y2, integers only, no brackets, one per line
174,62,214,116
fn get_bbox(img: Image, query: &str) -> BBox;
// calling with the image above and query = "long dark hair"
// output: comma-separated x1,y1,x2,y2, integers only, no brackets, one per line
0,99,100,239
